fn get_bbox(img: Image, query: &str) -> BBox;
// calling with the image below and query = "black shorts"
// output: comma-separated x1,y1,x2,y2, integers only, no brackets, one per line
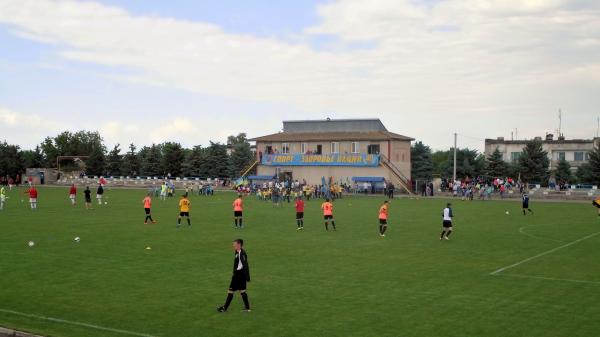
379,219,387,225
85,197,91,203
442,220,453,228
234,211,243,217
144,208,151,215
229,274,247,291
522,203,529,209
179,212,190,217
296,212,304,219
324,215,333,220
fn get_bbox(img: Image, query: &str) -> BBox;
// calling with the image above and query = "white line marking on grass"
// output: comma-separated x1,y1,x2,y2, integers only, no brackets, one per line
490,231,600,275
496,273,600,285
0,308,157,337
518,225,565,243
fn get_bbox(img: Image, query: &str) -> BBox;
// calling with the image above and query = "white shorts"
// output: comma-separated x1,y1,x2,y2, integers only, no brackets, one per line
69,194,76,200
96,194,103,199
0,196,5,202
29,198,37,203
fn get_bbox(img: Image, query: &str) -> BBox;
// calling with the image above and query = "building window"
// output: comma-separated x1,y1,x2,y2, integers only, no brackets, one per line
316,144,322,155
331,142,339,154
301,143,308,154
282,143,290,154
558,152,566,161
574,151,585,161
586,152,591,160
351,142,359,154
510,152,521,162
368,144,380,155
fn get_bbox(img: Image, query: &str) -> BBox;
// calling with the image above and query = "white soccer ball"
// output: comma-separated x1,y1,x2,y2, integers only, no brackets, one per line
74,237,80,243
105,202,108,205
505,211,510,215
28,241,35,247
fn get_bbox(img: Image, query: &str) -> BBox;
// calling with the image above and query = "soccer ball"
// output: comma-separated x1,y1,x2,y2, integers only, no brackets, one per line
74,237,80,243
105,202,108,205
505,211,510,215
28,241,35,247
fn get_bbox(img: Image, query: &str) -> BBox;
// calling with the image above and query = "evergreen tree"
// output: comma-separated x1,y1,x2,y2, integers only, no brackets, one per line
411,141,433,182
140,144,162,177
439,148,485,179
554,158,572,183
203,142,229,178
586,146,600,185
576,163,594,184
228,133,255,177
121,143,139,177
21,146,45,169
518,139,550,184
161,142,184,177
182,145,205,177
106,144,122,177
486,147,507,177
85,143,106,176
0,141,25,177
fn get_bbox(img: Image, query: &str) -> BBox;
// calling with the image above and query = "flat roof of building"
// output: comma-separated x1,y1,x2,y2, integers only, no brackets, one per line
250,130,413,142
485,138,596,145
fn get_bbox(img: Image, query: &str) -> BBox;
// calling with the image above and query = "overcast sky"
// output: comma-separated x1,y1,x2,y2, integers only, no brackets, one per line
1,0,599,152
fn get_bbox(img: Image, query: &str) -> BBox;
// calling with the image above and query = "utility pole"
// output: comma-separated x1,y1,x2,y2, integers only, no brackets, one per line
453,133,457,182
596,116,599,138
558,109,562,137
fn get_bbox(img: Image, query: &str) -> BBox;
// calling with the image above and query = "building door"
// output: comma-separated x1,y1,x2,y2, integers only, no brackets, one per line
368,144,380,155
266,146,273,154
316,144,322,154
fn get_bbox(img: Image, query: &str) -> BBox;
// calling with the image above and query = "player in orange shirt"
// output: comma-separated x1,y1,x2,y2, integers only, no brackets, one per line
143,193,157,224
233,194,244,228
321,198,336,231
378,201,389,237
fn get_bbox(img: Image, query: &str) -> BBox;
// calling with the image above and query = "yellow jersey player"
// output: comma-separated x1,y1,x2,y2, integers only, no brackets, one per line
177,194,191,227
593,196,600,216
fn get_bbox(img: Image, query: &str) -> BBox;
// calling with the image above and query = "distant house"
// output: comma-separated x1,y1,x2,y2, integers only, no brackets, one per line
249,118,413,192
484,134,599,172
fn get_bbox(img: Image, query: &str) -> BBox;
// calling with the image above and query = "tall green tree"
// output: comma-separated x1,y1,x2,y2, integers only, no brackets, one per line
203,142,229,178
161,142,184,176
121,143,139,177
21,146,45,169
85,143,106,176
486,147,507,177
106,144,122,177
518,139,550,184
0,141,25,177
554,158,572,183
411,141,433,181
182,145,205,177
438,148,485,179
140,144,162,177
576,163,594,184
228,133,254,177
586,146,600,185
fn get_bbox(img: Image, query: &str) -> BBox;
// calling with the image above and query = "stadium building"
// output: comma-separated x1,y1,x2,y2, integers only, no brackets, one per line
249,119,413,192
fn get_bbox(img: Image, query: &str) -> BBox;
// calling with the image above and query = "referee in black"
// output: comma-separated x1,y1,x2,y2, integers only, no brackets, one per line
217,239,251,312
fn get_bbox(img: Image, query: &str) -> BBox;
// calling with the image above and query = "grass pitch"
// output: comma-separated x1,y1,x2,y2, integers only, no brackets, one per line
0,187,599,337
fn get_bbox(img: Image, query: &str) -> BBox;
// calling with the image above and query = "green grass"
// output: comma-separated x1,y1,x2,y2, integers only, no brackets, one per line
1,187,599,337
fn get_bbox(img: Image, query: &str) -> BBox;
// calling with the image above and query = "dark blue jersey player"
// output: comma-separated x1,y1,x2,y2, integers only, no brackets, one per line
522,193,533,215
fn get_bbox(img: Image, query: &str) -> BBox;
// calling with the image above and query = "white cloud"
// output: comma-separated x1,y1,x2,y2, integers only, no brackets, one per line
0,106,68,148
0,0,599,149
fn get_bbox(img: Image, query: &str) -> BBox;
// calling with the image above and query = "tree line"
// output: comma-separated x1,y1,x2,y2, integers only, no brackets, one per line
0,131,255,179
411,139,600,185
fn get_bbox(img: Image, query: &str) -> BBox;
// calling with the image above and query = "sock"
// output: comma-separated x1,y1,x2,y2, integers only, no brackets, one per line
379,225,383,234
331,221,336,230
223,293,234,310
300,219,304,227
239,219,243,227
178,218,181,225
297,220,301,228
145,216,150,222
446,230,452,237
523,210,526,215
235,219,238,227
149,216,154,222
187,218,191,226
440,230,446,239
241,292,250,310
325,222,329,231
381,226,387,234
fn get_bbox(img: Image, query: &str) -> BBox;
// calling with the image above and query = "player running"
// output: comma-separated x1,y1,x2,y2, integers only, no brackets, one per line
321,198,336,231
593,196,600,216
0,186,6,210
24,185,38,210
378,200,389,237
522,193,533,215
217,239,251,313
84,186,93,210
96,184,104,205
69,184,77,206
295,196,305,230
233,194,244,229
143,193,157,224
177,194,191,227
440,203,453,240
